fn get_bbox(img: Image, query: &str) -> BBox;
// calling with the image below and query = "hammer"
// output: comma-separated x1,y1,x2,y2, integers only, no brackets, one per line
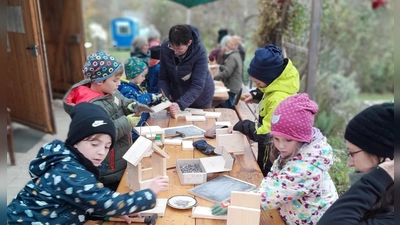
165,131,185,138
233,88,258,122
86,213,158,225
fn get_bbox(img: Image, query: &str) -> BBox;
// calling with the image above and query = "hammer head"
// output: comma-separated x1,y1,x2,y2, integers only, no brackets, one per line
143,213,158,225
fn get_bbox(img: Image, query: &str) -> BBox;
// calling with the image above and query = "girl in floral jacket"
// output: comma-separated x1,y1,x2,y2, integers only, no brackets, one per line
257,93,338,224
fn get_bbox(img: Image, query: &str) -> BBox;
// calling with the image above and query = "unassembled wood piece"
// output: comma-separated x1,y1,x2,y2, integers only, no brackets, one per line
139,198,168,217
204,112,221,118
227,191,261,225
123,136,170,191
185,115,206,121
164,138,182,145
151,100,172,113
215,121,231,126
216,129,245,154
191,206,228,220
182,140,194,150
174,110,192,118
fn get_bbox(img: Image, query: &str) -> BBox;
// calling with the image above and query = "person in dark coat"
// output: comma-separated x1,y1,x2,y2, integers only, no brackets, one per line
318,102,394,225
159,24,215,117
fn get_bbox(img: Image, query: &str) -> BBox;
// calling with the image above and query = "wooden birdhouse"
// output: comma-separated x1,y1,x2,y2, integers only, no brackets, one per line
122,135,170,191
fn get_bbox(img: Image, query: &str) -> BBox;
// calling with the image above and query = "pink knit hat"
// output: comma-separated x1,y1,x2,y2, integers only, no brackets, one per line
270,93,318,143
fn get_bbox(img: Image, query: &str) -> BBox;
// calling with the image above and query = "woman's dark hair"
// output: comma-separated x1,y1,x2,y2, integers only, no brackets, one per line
363,183,394,220
362,155,394,220
168,24,192,46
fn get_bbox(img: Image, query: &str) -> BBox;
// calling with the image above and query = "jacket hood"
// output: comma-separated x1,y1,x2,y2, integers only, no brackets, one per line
291,128,333,172
29,140,76,180
259,59,300,95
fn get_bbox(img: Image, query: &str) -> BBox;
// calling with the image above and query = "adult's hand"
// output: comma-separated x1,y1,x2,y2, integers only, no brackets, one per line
378,158,394,181
168,102,180,118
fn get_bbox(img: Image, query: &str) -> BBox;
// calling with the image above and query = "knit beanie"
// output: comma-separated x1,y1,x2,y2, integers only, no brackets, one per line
124,57,148,79
344,102,394,159
220,35,230,47
82,51,122,83
247,44,285,85
150,46,161,60
66,102,116,149
270,93,318,143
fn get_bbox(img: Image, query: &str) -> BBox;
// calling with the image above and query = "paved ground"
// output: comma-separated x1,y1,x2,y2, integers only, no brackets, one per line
7,99,71,205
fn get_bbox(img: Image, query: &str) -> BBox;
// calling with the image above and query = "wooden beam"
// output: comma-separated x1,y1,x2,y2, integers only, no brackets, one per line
305,0,322,100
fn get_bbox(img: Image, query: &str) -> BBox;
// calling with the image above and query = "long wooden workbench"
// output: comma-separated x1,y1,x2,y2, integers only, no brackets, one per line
88,108,284,225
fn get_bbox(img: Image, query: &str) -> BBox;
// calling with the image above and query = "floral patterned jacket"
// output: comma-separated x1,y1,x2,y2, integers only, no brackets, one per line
256,128,338,225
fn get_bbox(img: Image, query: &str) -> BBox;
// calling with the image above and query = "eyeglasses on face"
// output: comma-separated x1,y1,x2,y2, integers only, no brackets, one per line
168,43,187,52
347,150,363,158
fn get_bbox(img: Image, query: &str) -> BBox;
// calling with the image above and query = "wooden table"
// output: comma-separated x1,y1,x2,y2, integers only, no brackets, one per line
88,108,284,225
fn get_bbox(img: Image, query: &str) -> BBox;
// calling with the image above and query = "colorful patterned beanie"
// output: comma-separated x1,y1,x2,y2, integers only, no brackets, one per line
124,57,148,79
82,51,122,83
270,93,318,143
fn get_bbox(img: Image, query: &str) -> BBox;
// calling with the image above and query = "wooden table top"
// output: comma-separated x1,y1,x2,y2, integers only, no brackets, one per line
87,108,284,225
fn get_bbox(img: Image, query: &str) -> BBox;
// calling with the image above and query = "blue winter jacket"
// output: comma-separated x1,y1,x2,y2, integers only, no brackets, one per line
7,140,156,224
146,63,160,93
118,79,159,139
159,25,215,110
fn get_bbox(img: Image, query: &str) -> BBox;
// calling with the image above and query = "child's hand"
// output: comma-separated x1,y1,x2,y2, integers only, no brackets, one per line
149,176,169,195
126,114,140,127
241,93,253,103
227,126,234,133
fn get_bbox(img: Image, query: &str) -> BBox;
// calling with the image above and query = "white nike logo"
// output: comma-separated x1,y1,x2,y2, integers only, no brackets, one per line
92,120,107,127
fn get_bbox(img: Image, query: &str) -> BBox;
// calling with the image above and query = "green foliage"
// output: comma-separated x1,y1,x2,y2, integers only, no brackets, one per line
328,136,353,196
314,72,360,136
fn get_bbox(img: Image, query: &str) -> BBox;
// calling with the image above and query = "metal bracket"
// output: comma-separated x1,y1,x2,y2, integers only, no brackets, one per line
26,45,38,56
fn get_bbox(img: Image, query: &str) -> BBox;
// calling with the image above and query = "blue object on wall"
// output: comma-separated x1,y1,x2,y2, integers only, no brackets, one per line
110,17,139,49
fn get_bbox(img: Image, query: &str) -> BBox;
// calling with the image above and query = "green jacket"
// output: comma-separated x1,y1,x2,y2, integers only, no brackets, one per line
213,50,243,94
256,59,300,134
63,79,135,185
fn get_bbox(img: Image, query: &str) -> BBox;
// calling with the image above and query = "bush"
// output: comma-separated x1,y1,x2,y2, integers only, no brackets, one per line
327,136,353,196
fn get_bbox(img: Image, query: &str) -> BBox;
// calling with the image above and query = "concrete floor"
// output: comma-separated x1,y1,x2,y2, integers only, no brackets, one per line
7,99,71,205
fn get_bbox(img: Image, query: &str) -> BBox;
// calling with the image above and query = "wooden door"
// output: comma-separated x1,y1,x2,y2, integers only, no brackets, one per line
39,0,86,98
7,0,56,133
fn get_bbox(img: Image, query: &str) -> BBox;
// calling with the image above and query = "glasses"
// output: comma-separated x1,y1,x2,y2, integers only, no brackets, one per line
168,43,188,52
347,150,363,158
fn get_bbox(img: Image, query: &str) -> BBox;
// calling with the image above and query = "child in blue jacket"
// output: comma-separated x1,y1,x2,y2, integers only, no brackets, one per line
7,103,168,224
118,57,161,139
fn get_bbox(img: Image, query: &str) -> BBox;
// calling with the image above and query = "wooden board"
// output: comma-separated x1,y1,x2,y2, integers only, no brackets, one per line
191,206,227,220
151,101,172,113
188,175,256,203
139,198,168,217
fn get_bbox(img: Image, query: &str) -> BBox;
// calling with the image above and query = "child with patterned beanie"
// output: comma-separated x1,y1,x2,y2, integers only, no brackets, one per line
7,103,168,224
118,57,162,139
63,51,153,191
212,94,338,225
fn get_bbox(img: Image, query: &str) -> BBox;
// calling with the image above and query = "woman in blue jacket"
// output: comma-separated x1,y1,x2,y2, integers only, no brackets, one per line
159,24,215,117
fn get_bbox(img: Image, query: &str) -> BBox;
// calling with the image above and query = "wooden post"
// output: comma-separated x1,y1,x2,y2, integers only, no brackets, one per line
305,0,322,100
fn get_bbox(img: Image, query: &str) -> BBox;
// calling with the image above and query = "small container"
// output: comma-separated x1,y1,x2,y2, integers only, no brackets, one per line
154,135,164,149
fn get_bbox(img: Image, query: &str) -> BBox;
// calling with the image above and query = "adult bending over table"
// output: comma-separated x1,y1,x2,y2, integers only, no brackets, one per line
159,24,215,117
